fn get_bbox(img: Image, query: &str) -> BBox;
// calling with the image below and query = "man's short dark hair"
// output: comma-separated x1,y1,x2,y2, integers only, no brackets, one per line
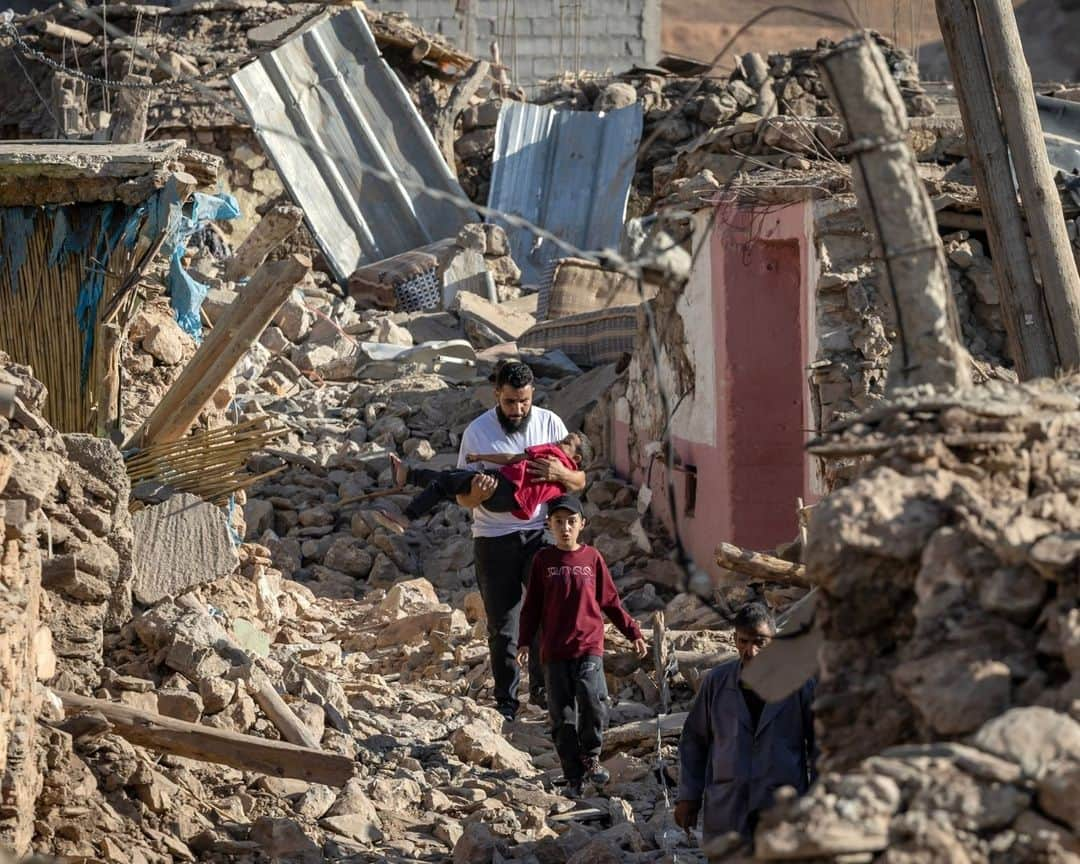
733,601,776,635
495,361,534,390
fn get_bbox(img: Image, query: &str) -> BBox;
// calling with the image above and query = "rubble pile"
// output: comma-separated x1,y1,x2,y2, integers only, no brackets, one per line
2,285,759,862
465,32,936,203
739,378,1080,862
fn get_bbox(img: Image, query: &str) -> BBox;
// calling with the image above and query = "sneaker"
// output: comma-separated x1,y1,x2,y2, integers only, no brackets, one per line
564,779,584,799
529,688,547,711
582,757,610,786
497,705,517,723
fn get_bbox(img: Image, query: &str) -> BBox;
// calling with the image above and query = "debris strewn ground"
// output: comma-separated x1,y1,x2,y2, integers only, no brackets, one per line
3,1,1080,862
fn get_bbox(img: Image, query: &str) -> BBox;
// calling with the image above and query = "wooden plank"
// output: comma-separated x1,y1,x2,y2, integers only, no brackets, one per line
39,20,94,44
434,59,491,173
935,0,1058,378
94,323,121,438
604,712,687,748
815,35,970,393
976,0,1080,372
224,204,304,282
109,75,153,145
249,673,321,750
127,255,309,447
715,541,811,588
56,691,355,786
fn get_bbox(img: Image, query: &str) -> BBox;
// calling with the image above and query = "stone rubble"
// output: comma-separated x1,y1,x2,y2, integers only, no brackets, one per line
3,284,749,862
6,3,1080,862
731,377,1080,863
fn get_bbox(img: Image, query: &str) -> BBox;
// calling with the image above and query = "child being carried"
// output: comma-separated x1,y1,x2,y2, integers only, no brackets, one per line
383,432,593,527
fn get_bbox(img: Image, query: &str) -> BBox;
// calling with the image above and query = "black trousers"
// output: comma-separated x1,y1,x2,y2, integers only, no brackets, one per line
544,655,608,781
473,529,545,716
406,468,518,519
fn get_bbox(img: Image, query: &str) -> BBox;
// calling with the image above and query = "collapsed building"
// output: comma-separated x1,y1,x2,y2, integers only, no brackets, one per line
2,0,1080,862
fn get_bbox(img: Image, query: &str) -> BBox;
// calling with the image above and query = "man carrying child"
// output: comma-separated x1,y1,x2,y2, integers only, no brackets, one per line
456,361,586,721
518,494,647,797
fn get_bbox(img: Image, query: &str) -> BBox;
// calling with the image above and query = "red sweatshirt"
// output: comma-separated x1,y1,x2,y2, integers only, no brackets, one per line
500,443,578,519
519,544,644,663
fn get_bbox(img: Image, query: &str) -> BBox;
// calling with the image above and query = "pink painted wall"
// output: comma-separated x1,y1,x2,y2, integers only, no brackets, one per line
615,199,818,577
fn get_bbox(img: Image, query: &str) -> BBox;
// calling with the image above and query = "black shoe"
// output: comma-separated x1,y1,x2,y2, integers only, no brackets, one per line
583,757,610,786
564,779,583,799
497,705,517,723
529,689,547,710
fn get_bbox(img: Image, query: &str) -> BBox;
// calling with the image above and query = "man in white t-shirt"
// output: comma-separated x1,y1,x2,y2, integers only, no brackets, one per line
456,361,586,721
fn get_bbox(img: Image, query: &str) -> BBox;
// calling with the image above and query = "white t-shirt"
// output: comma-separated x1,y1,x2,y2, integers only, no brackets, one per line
457,406,569,537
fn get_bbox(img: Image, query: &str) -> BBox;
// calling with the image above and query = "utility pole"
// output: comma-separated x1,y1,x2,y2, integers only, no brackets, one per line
935,0,1058,378
974,0,1080,370
816,35,971,394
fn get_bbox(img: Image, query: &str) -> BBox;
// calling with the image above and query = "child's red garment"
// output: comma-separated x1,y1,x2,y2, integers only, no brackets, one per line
499,443,577,519
520,544,643,662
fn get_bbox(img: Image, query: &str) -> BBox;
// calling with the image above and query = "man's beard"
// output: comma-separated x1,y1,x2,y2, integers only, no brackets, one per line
496,405,532,434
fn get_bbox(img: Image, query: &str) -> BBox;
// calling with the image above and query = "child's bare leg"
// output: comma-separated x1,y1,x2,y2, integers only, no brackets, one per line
388,453,409,488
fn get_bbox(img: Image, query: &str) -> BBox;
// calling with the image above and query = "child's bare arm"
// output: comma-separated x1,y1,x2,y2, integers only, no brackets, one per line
465,452,526,465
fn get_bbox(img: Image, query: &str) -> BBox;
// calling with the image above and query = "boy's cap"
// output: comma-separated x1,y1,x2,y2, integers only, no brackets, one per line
547,495,584,517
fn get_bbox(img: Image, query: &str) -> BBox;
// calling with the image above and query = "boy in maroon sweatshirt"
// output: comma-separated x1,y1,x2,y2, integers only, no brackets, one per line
518,494,647,797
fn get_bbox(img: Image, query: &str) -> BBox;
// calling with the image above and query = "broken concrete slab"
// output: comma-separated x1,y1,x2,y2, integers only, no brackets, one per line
452,291,536,347
131,493,240,604
547,364,619,432
354,340,476,382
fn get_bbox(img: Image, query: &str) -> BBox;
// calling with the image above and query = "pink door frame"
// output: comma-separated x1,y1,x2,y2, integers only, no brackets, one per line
614,199,819,578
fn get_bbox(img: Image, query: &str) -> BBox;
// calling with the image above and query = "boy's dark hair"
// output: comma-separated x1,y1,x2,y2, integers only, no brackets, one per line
495,360,534,390
573,432,595,469
733,601,776,635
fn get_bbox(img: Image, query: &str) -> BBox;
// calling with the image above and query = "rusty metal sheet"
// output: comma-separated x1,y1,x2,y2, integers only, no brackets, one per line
231,9,475,283
486,101,643,286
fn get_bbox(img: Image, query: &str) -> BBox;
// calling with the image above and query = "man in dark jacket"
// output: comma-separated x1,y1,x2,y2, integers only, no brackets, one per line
675,602,816,845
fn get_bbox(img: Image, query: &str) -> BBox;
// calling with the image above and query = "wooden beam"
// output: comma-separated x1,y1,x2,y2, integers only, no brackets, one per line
248,672,321,750
715,541,811,588
935,0,1058,378
224,204,304,283
975,0,1080,372
56,691,354,786
126,255,309,448
39,20,94,45
109,75,152,145
434,59,490,173
604,712,687,748
94,322,121,439
816,35,971,393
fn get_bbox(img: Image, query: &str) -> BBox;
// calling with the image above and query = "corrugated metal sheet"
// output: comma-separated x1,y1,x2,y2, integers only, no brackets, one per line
487,101,643,287
231,9,476,283
1037,95,1080,175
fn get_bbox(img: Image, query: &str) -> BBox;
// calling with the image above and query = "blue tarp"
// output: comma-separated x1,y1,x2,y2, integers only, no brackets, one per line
161,191,240,339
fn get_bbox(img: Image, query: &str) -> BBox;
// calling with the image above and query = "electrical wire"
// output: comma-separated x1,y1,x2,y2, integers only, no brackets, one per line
3,0,877,616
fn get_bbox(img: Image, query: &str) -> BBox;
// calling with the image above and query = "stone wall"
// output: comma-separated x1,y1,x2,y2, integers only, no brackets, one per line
0,505,49,856
0,357,133,693
810,194,1014,488
0,374,54,855
368,0,661,84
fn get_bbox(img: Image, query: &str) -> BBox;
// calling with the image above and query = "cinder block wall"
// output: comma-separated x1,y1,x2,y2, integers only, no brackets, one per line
371,0,661,85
